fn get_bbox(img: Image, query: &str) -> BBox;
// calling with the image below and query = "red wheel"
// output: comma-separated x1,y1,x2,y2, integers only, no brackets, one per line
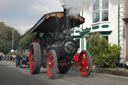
47,49,57,79
29,46,34,72
29,43,41,74
79,50,92,77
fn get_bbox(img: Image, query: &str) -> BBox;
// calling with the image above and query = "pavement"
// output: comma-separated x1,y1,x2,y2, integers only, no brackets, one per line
0,61,128,85
94,67,128,77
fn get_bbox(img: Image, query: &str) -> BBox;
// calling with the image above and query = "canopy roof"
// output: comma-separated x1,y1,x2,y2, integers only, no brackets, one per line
29,12,85,33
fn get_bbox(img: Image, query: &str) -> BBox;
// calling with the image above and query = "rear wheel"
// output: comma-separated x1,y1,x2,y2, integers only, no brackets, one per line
29,43,41,74
79,50,92,77
47,49,57,79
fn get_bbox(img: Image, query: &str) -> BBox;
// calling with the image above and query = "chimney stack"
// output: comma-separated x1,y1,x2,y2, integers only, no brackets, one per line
62,5,70,30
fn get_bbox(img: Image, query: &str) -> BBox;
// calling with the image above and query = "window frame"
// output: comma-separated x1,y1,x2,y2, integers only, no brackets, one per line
92,0,109,23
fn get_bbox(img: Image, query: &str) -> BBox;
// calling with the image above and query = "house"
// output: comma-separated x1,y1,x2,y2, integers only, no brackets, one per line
123,0,128,67
72,0,127,67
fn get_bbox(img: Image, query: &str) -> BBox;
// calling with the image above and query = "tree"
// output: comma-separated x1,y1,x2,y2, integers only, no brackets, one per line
0,22,20,53
18,32,36,50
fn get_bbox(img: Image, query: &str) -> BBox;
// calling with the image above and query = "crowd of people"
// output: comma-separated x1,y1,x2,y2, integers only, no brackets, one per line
0,50,30,68
0,55,16,61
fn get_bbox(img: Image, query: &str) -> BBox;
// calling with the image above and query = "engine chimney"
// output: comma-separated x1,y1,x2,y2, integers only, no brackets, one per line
63,5,70,31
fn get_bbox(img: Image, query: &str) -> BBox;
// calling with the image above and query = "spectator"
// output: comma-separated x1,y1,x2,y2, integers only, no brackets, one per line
10,56,12,61
16,54,20,67
5,55,9,61
0,56,1,61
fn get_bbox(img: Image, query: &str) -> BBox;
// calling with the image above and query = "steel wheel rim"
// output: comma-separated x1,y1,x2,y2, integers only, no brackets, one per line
47,52,54,77
29,46,34,73
79,51,90,76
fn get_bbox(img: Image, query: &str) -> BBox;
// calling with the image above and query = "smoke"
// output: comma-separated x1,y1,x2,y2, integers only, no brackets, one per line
60,0,96,16
60,0,127,16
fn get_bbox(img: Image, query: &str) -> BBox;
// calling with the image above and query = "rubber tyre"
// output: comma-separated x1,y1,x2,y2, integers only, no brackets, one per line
79,50,92,77
47,49,58,79
29,43,41,74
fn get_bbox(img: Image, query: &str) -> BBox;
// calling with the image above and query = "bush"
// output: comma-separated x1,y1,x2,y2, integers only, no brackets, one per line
108,44,120,67
88,32,120,68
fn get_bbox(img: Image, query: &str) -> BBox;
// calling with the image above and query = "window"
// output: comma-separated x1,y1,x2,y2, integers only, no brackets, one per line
102,0,108,9
93,11,100,23
102,10,108,21
102,0,109,21
93,0,109,23
93,0,100,23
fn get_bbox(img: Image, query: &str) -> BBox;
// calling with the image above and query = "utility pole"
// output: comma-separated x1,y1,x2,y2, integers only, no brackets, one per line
11,30,14,52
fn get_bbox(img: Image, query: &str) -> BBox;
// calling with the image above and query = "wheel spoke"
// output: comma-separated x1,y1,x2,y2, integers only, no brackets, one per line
86,61,89,66
80,66,84,72
84,66,89,72
47,54,53,77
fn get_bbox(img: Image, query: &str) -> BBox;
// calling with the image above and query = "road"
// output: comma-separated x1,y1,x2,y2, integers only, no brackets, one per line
0,61,128,85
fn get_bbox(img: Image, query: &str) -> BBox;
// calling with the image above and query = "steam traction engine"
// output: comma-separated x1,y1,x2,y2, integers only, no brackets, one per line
29,8,92,79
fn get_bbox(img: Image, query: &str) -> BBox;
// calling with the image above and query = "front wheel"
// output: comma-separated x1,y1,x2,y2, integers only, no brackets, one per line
47,49,58,79
78,50,92,77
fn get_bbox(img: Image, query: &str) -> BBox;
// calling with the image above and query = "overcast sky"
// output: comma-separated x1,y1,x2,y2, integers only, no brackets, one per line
0,0,63,35
0,0,126,35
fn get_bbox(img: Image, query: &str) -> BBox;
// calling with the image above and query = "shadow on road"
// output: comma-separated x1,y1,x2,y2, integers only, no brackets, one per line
56,70,96,79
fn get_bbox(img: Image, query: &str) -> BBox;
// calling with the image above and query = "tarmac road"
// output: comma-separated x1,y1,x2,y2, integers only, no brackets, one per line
0,61,128,85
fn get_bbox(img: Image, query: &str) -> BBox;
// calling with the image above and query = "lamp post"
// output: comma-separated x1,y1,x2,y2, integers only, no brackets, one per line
11,30,14,52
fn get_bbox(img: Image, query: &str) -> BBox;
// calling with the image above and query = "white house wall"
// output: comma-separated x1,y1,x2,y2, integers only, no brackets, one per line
80,3,119,44
109,4,118,45
73,1,126,65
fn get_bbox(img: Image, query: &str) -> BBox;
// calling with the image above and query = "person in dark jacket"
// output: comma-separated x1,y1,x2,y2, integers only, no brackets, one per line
0,56,1,61
16,54,20,67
